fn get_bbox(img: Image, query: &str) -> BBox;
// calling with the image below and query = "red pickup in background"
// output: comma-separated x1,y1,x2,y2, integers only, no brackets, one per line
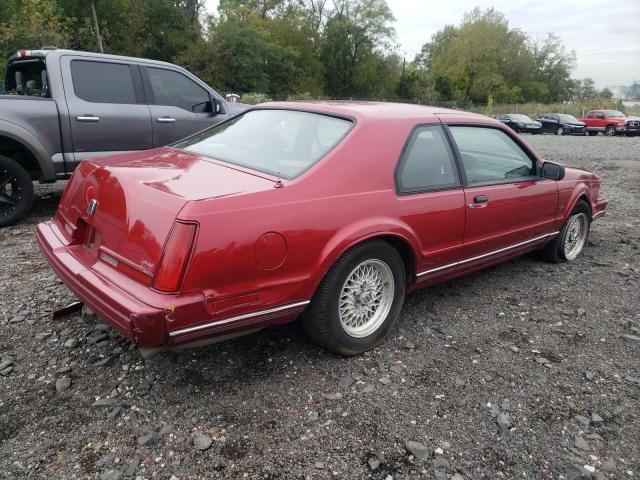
581,110,640,136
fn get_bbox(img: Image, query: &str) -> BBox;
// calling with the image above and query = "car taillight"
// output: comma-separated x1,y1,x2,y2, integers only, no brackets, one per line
153,221,198,293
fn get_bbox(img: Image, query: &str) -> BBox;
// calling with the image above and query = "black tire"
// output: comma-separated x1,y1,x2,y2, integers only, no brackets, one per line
588,131,598,136
303,240,406,356
604,125,616,136
0,154,34,227
540,200,591,263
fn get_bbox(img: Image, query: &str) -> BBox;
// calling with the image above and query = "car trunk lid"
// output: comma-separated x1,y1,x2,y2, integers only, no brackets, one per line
56,147,275,283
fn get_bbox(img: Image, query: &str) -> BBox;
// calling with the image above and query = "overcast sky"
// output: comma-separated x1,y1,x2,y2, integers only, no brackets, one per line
205,0,640,87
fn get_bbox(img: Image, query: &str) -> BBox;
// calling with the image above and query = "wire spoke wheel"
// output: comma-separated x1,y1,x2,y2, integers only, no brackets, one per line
338,259,394,338
563,213,588,260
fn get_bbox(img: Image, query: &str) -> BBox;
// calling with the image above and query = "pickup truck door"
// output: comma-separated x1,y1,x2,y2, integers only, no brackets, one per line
446,125,558,270
60,56,152,162
140,66,228,147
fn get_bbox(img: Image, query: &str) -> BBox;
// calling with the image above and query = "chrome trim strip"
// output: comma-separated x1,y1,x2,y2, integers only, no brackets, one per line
168,300,311,337
417,232,559,277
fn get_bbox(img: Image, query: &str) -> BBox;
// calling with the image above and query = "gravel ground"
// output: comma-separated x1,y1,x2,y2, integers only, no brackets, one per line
0,135,639,480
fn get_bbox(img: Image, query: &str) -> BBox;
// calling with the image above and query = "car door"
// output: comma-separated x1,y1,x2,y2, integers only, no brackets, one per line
141,66,228,146
394,124,466,280
540,114,557,133
61,56,152,163
446,125,558,267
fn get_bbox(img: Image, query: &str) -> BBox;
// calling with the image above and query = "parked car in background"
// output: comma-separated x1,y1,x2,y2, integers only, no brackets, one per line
37,102,608,358
580,110,637,136
496,114,541,134
537,113,587,135
0,47,248,227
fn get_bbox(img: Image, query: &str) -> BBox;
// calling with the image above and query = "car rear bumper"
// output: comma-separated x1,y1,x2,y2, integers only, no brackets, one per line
37,221,168,346
37,220,307,348
592,197,608,220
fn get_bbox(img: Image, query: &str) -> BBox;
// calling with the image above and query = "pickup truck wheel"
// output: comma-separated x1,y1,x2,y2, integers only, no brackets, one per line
540,201,591,263
604,125,616,136
303,240,406,356
0,155,34,227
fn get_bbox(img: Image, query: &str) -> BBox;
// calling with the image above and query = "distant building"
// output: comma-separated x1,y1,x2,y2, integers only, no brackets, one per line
226,93,241,103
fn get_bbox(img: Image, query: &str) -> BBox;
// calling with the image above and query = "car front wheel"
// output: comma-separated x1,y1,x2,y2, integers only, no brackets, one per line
541,201,591,263
303,240,406,356
0,154,34,228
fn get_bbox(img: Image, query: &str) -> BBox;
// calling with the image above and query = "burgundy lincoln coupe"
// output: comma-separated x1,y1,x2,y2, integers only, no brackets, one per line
37,102,608,356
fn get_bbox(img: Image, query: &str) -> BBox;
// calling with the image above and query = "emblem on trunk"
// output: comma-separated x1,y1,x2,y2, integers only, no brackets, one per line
87,199,98,215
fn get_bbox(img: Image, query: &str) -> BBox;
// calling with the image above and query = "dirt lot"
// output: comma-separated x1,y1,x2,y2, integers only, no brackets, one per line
0,134,638,480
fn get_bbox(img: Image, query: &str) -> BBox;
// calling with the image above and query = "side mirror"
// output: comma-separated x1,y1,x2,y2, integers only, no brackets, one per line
213,98,225,115
541,162,565,180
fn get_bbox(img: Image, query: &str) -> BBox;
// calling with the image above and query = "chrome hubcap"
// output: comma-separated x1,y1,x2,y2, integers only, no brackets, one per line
339,259,394,338
563,213,588,260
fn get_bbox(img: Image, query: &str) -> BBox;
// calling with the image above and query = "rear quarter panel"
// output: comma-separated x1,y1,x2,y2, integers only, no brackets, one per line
174,117,422,331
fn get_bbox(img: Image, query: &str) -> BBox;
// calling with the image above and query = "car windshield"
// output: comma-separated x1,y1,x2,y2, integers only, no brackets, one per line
174,109,353,179
509,114,532,122
558,114,580,123
607,110,625,118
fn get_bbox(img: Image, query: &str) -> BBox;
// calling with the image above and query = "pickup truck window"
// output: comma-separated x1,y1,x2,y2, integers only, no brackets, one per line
595,112,605,119
147,67,211,113
71,60,136,104
3,59,48,96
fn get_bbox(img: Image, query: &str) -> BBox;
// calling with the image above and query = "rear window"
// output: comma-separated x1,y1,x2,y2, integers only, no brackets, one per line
174,109,353,179
3,59,48,96
71,60,136,104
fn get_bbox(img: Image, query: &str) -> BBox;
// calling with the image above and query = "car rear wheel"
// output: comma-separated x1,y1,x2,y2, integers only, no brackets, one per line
540,200,591,263
303,240,406,356
0,154,34,228
604,125,616,136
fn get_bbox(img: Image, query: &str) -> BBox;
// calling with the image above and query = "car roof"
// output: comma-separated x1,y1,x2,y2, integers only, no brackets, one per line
9,48,177,68
254,100,491,124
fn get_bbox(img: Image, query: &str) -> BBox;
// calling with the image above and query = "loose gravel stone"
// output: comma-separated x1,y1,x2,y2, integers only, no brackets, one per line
193,434,213,451
405,441,430,460
55,377,71,393
92,398,117,408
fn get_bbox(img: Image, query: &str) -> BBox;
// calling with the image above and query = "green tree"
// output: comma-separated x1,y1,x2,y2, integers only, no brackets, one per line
320,0,396,98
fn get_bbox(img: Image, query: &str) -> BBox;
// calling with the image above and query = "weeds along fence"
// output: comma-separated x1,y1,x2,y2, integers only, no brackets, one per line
236,93,628,119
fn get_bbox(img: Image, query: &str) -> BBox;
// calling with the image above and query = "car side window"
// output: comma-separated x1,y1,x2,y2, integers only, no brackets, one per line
396,125,460,193
147,67,211,113
587,112,595,118
448,126,535,185
595,112,605,119
71,60,136,104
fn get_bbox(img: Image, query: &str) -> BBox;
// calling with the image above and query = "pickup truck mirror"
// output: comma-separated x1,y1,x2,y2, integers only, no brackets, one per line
213,98,225,115
541,161,565,181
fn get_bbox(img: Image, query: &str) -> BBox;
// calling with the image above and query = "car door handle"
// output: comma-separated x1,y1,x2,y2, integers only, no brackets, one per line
76,115,100,122
468,195,489,208
156,117,176,123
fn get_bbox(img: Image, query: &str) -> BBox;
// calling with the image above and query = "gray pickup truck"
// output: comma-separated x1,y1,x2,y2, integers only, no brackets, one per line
0,47,248,226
